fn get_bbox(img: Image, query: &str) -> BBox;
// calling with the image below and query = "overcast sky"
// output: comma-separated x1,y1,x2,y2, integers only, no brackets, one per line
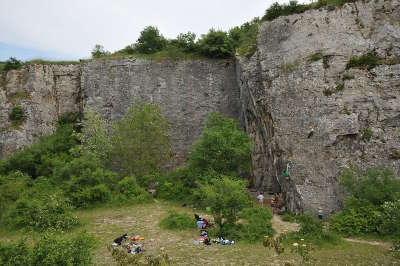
0,0,292,60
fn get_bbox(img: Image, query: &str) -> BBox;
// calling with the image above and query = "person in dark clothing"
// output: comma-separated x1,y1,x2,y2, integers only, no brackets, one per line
307,124,314,138
114,233,128,245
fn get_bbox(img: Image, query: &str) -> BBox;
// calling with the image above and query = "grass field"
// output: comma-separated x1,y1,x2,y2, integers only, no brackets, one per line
1,201,398,265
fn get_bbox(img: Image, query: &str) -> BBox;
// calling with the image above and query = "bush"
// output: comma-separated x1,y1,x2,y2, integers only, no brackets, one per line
198,29,233,58
236,207,274,242
0,232,95,266
6,193,79,231
262,1,308,21
91,44,110,59
188,112,251,177
8,105,24,124
346,52,380,70
159,211,196,230
262,0,357,22
0,122,78,178
330,166,400,238
115,176,152,203
285,215,341,245
157,169,192,201
3,57,22,71
379,200,400,237
362,127,373,141
329,203,382,235
229,18,259,58
135,26,167,54
172,32,197,52
340,166,400,206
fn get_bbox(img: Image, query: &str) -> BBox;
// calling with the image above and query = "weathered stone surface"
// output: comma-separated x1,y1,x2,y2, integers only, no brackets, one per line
238,0,400,214
0,64,81,159
81,59,240,166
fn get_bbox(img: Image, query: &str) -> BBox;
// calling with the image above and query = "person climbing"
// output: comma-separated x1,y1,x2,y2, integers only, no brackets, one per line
284,163,290,178
108,99,113,108
307,124,314,138
256,191,265,206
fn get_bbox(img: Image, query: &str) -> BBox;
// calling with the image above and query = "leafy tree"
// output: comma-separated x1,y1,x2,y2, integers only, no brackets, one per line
197,29,233,58
195,175,251,235
79,108,112,162
340,166,400,206
135,26,167,54
189,112,251,177
173,32,197,52
110,101,171,178
91,44,109,58
3,57,22,71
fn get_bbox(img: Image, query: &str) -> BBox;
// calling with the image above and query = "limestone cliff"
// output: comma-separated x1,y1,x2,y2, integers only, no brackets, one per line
1,0,399,215
238,0,400,214
81,59,239,166
0,64,81,159
0,59,239,166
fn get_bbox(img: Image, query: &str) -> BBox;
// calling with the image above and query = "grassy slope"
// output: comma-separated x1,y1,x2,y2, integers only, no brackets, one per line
0,201,397,265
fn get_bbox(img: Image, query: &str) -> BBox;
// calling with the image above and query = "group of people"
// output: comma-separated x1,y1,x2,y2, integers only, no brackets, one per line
195,214,212,245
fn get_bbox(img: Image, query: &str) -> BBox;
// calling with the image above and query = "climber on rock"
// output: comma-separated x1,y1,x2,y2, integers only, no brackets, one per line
307,124,314,138
284,163,290,178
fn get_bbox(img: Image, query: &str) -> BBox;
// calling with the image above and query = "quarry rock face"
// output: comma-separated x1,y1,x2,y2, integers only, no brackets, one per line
238,0,400,214
1,0,399,214
0,64,81,159
81,59,240,166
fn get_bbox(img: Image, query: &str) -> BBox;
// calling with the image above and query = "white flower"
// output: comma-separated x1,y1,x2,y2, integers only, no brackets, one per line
293,243,299,247
302,244,306,247
300,238,304,241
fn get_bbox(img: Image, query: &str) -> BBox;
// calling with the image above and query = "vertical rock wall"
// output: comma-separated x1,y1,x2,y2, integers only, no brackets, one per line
239,0,400,214
81,59,240,166
0,64,81,159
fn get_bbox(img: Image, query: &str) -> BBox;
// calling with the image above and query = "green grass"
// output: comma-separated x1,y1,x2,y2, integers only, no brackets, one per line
0,62,5,71
24,59,80,65
2,202,395,265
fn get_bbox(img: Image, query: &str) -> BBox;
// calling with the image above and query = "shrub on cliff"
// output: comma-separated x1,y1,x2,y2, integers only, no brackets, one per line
229,18,259,58
197,29,233,58
170,32,198,52
3,57,22,71
135,26,167,54
9,105,24,125
91,44,110,59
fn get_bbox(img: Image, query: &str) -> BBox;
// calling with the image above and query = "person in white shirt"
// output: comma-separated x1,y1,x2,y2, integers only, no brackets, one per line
256,192,265,206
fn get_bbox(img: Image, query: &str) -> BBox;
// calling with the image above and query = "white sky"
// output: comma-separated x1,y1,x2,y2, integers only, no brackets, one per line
0,0,292,59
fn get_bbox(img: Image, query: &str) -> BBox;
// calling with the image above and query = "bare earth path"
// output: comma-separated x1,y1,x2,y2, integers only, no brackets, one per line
271,214,300,238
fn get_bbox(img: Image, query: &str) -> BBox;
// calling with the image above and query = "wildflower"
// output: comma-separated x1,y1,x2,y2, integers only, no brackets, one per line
302,244,306,247
293,243,299,247
300,238,304,241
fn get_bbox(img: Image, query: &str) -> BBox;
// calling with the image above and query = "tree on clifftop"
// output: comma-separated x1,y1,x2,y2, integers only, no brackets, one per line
135,26,167,54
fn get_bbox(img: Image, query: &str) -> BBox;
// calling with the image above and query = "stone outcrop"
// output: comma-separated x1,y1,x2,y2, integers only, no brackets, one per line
0,64,81,159
238,0,400,214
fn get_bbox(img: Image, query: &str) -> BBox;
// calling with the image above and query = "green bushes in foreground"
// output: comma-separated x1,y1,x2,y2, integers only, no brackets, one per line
0,232,95,266
282,214,341,246
159,211,196,230
329,166,400,238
